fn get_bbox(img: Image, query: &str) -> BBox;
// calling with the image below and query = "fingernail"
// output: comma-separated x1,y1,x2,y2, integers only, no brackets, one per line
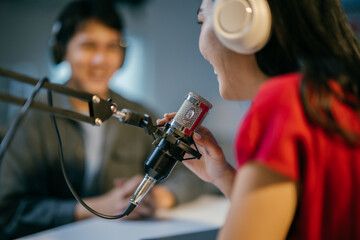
194,132,201,140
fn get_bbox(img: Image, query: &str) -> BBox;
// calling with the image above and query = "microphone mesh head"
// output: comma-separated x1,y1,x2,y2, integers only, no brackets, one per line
172,92,212,135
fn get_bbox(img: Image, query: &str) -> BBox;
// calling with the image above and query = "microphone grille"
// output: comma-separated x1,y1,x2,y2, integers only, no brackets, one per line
172,92,212,136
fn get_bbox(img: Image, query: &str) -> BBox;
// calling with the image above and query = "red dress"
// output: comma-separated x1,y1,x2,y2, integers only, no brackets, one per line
235,73,360,239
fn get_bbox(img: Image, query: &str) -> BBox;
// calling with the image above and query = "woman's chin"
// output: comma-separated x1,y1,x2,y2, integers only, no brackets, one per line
219,87,232,101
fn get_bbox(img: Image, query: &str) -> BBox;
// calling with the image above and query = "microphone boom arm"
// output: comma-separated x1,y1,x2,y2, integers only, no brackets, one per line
0,67,205,219
0,67,115,125
0,67,202,161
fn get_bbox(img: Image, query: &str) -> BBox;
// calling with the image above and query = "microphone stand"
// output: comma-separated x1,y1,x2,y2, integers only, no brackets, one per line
0,67,202,157
0,67,203,219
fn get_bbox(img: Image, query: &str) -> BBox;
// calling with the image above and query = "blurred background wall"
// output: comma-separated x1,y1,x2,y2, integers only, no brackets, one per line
0,0,359,165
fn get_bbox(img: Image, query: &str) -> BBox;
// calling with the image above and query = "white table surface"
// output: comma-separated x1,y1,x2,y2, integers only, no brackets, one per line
20,195,230,240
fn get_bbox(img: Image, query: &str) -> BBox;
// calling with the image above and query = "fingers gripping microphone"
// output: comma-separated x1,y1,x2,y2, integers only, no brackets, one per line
115,92,212,210
145,92,212,181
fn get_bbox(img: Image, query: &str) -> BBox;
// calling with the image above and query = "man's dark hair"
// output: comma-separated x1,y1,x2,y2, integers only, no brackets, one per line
49,0,124,64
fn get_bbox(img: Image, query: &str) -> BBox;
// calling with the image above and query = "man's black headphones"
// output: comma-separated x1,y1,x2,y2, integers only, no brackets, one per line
49,21,66,65
213,0,272,54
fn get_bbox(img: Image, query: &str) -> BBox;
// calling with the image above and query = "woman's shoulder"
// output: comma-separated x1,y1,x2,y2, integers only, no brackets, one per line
236,72,307,179
253,72,302,111
253,73,302,109
259,72,301,97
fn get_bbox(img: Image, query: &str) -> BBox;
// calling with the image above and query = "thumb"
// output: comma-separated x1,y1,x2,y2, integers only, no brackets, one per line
194,132,202,140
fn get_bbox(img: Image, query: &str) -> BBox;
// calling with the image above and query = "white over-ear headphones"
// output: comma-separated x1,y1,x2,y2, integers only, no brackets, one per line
213,0,272,54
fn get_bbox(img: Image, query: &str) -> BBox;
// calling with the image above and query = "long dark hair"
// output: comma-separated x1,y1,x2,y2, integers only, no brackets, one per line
255,0,360,144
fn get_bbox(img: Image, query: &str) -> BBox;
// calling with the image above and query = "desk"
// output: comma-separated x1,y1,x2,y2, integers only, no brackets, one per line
20,195,230,240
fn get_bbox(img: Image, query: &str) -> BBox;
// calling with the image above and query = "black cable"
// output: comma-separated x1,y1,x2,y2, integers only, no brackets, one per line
0,77,47,162
47,87,135,219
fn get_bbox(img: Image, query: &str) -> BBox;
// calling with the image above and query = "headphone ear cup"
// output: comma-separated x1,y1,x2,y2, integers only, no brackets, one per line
49,21,65,65
119,46,126,68
52,42,65,65
213,0,272,54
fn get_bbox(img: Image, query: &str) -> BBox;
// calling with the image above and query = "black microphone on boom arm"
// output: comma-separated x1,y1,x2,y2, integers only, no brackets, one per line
113,92,212,212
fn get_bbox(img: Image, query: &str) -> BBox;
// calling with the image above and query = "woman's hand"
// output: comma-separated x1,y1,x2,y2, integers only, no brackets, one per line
157,113,236,198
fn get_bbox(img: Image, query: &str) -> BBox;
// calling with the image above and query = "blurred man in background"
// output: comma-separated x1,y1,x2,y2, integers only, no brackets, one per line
0,1,216,239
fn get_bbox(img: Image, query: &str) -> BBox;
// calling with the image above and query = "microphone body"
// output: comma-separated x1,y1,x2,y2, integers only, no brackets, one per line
129,92,212,206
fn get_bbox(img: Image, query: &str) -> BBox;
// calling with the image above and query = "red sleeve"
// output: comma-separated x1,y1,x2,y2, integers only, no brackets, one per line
235,73,311,181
